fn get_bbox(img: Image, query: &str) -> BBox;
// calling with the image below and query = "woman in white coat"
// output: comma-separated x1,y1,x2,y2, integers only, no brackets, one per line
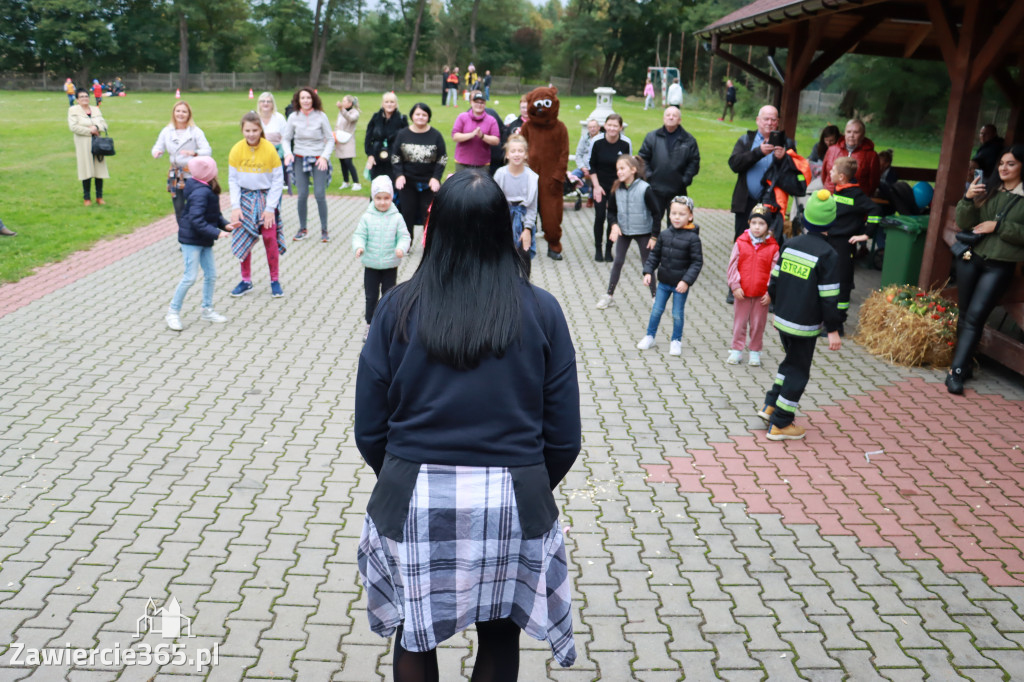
68,89,109,206
335,95,361,191
151,100,212,221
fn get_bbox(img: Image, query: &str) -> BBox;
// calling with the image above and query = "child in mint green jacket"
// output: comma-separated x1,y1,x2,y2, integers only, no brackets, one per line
352,175,410,339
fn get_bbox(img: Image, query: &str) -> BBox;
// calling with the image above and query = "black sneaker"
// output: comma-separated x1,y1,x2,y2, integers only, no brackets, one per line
547,249,563,261
726,290,735,305
604,244,613,261
595,247,604,262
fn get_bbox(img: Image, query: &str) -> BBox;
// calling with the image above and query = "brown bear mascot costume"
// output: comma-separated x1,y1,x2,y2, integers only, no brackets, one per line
521,86,569,260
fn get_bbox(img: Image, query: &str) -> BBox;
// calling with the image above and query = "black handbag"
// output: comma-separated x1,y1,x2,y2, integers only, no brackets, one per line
92,133,115,157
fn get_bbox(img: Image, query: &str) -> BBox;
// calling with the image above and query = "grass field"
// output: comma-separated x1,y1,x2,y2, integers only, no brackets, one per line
0,89,941,283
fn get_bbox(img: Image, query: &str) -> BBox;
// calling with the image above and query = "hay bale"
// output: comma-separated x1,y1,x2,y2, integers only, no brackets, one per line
854,286,958,368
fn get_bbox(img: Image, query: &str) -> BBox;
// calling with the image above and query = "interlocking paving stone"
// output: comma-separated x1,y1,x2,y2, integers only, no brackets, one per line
3,196,1024,678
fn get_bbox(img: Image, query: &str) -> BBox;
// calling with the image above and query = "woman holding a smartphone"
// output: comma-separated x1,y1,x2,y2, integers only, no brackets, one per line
947,145,1024,394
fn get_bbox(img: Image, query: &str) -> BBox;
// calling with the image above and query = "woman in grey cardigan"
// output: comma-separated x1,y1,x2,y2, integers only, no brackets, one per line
282,88,335,242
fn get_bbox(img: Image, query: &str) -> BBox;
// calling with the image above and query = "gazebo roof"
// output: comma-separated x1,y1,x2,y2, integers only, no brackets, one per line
698,0,1024,63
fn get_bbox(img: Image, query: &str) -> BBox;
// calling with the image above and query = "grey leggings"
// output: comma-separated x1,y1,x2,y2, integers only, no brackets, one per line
607,233,656,296
293,158,329,236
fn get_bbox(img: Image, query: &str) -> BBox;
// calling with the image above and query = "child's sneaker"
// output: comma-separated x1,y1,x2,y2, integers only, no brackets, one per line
166,311,183,331
294,229,308,241
767,423,806,441
351,183,362,191
636,335,655,350
595,294,615,309
748,351,761,366
669,340,682,356
230,281,253,297
270,281,284,298
726,349,743,364
200,308,227,323
757,404,775,423
339,182,349,190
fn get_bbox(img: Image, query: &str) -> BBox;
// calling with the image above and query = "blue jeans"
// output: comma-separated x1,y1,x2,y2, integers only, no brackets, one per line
170,244,216,312
646,282,688,341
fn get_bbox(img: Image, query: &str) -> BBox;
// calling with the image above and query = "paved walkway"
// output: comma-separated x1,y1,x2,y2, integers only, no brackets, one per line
2,196,1024,681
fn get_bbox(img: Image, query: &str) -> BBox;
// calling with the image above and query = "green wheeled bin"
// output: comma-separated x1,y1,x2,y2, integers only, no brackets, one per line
879,215,930,287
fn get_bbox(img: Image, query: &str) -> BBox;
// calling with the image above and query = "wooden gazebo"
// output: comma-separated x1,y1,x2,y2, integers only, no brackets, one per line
699,0,1024,373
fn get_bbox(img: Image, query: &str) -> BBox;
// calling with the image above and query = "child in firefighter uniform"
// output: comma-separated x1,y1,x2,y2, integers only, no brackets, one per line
758,189,843,441
826,156,882,334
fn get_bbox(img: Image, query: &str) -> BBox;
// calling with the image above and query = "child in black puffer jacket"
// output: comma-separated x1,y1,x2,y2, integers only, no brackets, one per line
638,195,703,356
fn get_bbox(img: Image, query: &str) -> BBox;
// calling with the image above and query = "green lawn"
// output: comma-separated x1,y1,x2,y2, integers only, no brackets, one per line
0,90,940,283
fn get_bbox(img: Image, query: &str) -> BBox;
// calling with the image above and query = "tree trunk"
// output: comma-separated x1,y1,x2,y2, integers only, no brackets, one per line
309,0,336,88
403,0,428,91
469,0,481,59
178,8,189,90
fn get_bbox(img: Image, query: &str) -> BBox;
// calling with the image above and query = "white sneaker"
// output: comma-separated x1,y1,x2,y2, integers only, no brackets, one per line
166,311,183,331
596,294,615,309
669,340,682,356
726,350,743,364
351,183,362,191
200,308,227,323
339,182,349,190
749,351,762,366
636,335,655,350
363,323,370,342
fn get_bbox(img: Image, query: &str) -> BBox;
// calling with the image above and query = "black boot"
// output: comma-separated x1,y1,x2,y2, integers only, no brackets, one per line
595,245,604,262
604,243,613,261
946,367,965,395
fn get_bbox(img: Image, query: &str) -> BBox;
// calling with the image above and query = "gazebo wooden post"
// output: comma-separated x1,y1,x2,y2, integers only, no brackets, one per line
919,1,986,288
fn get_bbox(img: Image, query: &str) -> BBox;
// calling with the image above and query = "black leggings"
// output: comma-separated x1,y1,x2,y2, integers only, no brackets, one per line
607,233,656,296
82,178,103,200
398,183,436,239
951,257,1017,370
338,157,358,183
392,619,521,682
364,267,398,324
592,186,612,250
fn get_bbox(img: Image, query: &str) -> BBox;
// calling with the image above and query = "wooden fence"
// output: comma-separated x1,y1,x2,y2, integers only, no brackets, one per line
0,71,602,96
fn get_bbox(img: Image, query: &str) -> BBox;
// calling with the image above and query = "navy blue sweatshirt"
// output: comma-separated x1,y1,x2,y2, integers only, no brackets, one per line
178,178,228,246
355,280,581,488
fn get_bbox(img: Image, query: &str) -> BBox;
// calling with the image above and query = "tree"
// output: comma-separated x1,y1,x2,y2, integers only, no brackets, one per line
0,0,40,72
33,0,117,78
310,0,340,87
254,0,315,81
403,0,429,90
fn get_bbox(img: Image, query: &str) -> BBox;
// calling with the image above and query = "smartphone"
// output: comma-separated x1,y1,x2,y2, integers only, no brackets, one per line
768,130,786,148
973,169,985,184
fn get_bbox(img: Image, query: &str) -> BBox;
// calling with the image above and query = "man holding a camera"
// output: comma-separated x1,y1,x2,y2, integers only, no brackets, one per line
727,105,797,303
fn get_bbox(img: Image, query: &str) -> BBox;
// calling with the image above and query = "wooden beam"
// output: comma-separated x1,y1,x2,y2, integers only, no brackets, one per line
711,37,781,90
968,0,1024,91
780,20,812,137
802,13,885,86
903,24,932,59
923,0,960,71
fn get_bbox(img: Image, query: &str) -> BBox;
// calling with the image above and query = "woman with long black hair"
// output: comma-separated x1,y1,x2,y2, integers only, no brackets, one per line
354,171,581,681
948,145,1024,394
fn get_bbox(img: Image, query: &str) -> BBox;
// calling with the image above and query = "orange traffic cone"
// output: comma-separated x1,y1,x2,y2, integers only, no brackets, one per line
248,88,254,99
175,88,181,99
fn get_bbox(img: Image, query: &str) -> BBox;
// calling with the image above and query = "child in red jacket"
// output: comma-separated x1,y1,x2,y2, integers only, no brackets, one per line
727,204,780,366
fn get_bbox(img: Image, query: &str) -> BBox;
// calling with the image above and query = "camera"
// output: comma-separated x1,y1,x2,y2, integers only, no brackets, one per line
768,130,786,148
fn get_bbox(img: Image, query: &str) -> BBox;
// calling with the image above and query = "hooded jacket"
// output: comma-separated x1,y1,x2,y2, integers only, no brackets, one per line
822,137,881,197
643,224,703,287
178,178,228,247
352,202,411,270
638,125,701,196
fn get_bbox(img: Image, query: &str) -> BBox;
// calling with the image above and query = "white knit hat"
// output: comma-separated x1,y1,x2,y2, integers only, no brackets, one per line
371,175,393,198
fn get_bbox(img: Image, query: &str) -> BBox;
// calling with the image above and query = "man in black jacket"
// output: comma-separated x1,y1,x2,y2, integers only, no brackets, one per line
727,105,796,302
971,124,1004,182
638,106,700,231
